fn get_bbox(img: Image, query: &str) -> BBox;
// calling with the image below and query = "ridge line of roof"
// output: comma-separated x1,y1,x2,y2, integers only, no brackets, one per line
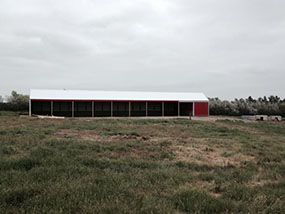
30,89,205,94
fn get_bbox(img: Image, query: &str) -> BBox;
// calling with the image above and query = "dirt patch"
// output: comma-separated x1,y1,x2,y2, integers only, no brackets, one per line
248,179,269,187
110,135,150,141
50,129,150,142
51,129,102,141
172,144,255,167
191,116,246,122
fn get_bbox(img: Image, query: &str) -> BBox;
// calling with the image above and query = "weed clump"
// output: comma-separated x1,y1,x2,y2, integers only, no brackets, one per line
173,189,235,213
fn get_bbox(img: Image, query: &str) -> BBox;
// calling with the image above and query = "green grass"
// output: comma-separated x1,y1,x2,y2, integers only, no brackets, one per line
0,114,284,213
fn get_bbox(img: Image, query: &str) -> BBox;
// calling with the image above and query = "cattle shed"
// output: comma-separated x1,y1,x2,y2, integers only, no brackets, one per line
29,89,209,117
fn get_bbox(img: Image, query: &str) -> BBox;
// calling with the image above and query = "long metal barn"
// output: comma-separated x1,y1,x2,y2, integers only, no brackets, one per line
29,89,209,117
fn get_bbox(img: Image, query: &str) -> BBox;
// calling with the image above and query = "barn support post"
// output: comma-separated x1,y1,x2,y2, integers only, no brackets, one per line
111,101,113,117
51,101,53,116
162,102,164,117
178,102,180,117
29,99,31,116
146,101,148,117
129,102,131,117
208,102,210,116
192,102,195,116
72,101,74,117
92,101,94,117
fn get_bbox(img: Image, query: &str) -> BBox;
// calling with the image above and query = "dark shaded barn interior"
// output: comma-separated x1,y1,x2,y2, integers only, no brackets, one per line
53,101,72,117
74,102,92,117
180,103,193,116
113,102,129,117
94,102,111,117
31,101,195,117
31,101,51,116
131,102,146,116
148,102,162,116
165,102,179,116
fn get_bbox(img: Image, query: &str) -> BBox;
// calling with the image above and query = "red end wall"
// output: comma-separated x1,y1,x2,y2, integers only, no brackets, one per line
194,102,209,116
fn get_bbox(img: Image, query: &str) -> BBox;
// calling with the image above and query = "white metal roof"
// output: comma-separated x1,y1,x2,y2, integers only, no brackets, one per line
30,89,208,102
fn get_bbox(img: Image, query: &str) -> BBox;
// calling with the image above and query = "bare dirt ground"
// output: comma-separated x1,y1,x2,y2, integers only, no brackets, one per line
50,127,255,168
191,116,243,122
172,144,255,167
51,129,150,142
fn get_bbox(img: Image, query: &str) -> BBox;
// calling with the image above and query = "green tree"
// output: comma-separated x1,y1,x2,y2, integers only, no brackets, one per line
0,96,3,103
209,95,284,116
7,91,29,104
268,95,280,104
6,91,29,111
279,103,285,117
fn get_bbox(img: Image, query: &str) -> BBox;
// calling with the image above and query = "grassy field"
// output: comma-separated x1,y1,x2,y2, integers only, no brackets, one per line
0,112,284,213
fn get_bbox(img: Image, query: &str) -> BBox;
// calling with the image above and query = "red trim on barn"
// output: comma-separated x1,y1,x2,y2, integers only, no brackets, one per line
30,99,179,103
194,102,209,116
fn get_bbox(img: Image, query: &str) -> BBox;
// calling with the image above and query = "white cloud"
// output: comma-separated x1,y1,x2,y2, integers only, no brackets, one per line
0,0,285,99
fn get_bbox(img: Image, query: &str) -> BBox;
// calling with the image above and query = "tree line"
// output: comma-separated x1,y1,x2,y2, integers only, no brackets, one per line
0,91,29,111
0,91,285,116
209,96,285,117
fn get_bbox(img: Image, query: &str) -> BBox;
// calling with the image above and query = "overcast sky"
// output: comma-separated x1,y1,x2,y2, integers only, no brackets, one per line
1,0,285,100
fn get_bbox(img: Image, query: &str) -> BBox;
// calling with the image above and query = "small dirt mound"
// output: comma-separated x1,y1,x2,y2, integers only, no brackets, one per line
50,129,150,142
110,134,150,141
